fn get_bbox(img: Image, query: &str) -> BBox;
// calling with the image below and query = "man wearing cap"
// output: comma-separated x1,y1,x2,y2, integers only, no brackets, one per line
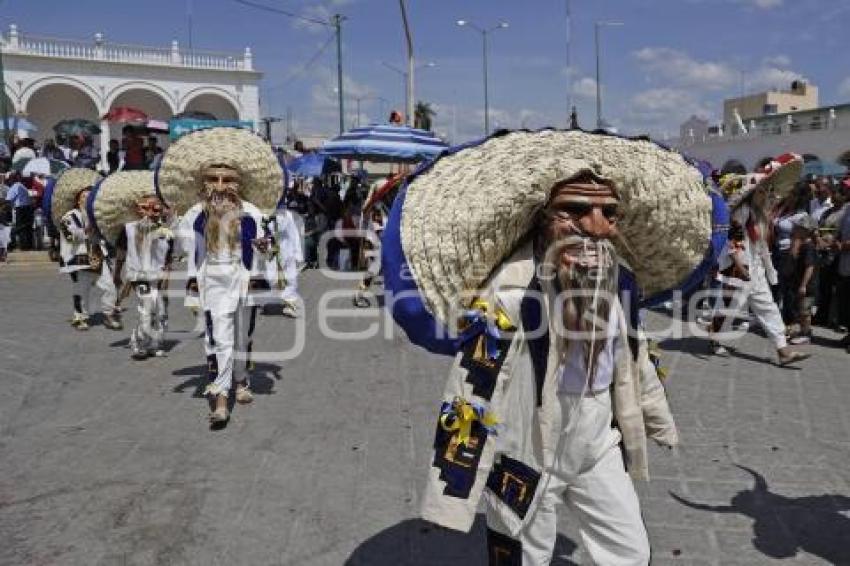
158,128,283,425
386,131,723,565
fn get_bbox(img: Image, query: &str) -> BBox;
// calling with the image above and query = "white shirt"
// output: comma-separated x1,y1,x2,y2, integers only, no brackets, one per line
122,221,172,282
810,197,833,223
557,308,620,395
11,147,35,163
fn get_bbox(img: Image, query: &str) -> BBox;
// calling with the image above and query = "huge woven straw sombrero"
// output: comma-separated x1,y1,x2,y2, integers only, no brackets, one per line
727,153,802,208
49,168,102,227
398,129,713,328
88,171,156,243
155,127,283,215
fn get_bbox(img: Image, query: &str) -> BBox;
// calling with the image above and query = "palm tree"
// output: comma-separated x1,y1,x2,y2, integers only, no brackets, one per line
414,101,436,131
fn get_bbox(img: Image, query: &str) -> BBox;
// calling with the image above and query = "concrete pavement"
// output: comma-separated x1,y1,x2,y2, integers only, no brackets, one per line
0,263,847,565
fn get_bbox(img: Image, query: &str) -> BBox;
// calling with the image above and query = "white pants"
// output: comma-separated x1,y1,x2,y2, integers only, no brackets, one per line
131,282,167,352
70,270,113,317
0,225,10,249
281,259,299,302
203,304,257,396
715,278,787,349
486,390,650,566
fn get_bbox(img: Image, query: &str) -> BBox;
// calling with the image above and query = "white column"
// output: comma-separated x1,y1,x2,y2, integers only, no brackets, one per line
99,118,110,172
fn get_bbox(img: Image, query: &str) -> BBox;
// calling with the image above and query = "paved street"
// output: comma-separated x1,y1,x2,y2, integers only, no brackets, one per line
0,263,848,566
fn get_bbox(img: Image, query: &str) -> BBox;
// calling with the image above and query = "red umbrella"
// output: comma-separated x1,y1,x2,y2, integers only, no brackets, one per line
102,106,148,124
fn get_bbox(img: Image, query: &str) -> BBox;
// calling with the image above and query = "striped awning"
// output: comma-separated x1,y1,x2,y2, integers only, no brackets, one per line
321,124,448,164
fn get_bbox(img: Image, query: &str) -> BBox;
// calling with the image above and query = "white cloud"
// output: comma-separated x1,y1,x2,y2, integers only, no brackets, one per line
622,88,716,136
762,55,791,67
839,78,850,98
746,0,782,8
633,47,737,91
572,77,598,99
747,67,804,92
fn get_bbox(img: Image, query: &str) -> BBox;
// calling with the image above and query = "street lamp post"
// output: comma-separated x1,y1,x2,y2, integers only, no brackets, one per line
457,19,508,136
382,61,435,125
594,20,623,130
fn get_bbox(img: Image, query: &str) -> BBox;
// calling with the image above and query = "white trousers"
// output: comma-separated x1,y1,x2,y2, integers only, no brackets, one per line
280,259,299,302
70,270,114,317
487,390,650,566
715,278,787,349
203,305,257,396
131,283,166,352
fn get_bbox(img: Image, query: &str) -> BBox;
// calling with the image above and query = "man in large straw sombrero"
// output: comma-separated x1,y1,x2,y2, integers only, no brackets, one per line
156,127,282,425
709,153,810,365
50,168,122,331
383,129,730,565
90,171,174,360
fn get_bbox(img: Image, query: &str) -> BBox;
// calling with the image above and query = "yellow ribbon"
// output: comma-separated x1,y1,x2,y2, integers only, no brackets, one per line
440,397,499,447
468,298,515,331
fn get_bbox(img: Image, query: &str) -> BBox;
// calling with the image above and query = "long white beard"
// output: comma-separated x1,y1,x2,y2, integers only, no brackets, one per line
543,236,619,386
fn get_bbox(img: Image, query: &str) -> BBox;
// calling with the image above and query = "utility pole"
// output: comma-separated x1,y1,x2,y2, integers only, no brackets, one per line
594,21,623,130
565,0,572,128
399,0,414,126
334,14,345,134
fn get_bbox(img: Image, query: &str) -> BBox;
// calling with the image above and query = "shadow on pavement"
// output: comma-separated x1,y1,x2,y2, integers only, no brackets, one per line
670,464,850,564
344,516,579,566
172,363,282,398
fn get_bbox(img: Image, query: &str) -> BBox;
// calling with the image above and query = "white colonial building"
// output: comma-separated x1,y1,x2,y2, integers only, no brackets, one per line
1,24,261,166
675,81,850,175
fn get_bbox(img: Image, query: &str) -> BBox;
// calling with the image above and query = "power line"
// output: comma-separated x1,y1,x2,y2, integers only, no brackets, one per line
263,33,336,92
231,0,332,27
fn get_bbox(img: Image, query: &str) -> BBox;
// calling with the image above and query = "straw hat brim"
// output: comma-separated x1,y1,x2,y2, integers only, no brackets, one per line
89,171,157,244
400,129,712,327
155,127,283,215
727,157,803,208
50,168,102,227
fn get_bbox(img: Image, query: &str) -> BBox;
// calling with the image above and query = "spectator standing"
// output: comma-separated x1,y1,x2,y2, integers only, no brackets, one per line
773,181,811,322
5,172,34,250
123,127,145,170
782,215,819,344
816,183,848,327
809,177,834,223
0,180,11,261
106,139,122,174
836,180,850,351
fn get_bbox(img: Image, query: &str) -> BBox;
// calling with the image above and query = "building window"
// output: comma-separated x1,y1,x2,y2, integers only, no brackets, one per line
763,104,778,115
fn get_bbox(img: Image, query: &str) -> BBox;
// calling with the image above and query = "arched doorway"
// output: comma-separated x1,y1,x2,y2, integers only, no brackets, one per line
25,83,99,145
183,93,239,121
105,87,175,145
721,159,747,175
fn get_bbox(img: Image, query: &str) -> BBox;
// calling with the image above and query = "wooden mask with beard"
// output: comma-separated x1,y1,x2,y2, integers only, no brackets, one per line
537,172,621,385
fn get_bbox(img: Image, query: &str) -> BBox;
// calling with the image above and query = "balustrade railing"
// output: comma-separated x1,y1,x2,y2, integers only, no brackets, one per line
2,26,251,71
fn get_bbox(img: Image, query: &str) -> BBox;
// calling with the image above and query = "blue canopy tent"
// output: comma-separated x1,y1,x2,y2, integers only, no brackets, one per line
320,124,448,164
802,160,847,178
287,152,341,178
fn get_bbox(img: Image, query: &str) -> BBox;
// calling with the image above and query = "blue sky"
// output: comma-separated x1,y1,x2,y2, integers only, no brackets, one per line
2,0,849,142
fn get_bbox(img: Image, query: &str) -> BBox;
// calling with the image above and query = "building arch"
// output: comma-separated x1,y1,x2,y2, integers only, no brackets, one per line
21,76,102,113
105,86,175,144
837,151,850,168
720,159,747,175
179,86,240,118
104,81,177,114
24,82,100,143
3,83,22,114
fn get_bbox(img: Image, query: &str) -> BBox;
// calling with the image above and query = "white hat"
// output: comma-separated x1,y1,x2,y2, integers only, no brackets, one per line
155,127,284,215
399,130,713,327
